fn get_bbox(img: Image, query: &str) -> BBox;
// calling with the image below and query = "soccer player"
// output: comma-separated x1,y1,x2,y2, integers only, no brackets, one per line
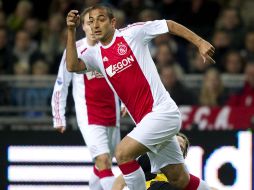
111,133,218,190
51,8,121,190
65,4,215,190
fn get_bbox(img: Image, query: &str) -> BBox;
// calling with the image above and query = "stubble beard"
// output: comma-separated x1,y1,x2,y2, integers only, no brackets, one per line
100,29,114,45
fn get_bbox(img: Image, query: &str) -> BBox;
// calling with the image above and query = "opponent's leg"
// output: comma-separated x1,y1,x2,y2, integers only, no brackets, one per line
159,138,210,190
162,166,210,190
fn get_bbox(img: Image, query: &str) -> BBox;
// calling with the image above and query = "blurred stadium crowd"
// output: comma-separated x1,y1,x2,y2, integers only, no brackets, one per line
0,0,254,119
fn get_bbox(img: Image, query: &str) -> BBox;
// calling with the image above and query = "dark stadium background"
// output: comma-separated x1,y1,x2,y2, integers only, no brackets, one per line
0,0,253,190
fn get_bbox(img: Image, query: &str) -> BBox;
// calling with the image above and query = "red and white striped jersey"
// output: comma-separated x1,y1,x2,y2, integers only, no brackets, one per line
80,20,177,124
52,38,120,128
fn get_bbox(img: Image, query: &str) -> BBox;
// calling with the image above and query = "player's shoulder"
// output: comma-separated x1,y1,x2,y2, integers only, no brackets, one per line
119,22,146,32
76,38,88,51
76,38,85,46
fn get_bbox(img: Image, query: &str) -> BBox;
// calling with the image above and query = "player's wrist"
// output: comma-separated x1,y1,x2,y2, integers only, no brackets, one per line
67,27,76,33
196,37,203,48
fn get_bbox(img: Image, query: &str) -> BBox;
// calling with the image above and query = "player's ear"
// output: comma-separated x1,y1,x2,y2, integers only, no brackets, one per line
82,24,85,32
111,18,116,28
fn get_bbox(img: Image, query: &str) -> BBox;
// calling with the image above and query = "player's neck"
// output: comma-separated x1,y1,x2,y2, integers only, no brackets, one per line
100,29,115,46
87,38,96,46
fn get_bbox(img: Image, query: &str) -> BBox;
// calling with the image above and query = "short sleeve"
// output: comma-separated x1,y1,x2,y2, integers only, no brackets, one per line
78,47,100,72
120,20,169,45
142,20,169,43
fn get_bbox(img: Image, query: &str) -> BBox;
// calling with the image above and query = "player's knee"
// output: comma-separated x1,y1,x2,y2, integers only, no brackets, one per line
115,144,133,164
95,153,112,170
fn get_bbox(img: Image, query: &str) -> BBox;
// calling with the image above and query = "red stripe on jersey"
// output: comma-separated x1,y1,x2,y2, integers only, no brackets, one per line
101,37,153,124
83,71,116,126
54,91,62,126
80,48,87,55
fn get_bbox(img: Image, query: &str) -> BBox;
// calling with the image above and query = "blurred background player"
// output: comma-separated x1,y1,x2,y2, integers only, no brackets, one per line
65,4,214,190
51,7,121,190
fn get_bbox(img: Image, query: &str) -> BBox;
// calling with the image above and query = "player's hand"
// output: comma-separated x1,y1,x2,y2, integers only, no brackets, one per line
121,107,128,117
198,39,215,64
55,126,66,134
66,10,80,30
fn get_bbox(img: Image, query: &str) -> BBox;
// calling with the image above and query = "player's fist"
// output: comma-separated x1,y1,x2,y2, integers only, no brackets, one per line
198,39,215,64
66,10,80,29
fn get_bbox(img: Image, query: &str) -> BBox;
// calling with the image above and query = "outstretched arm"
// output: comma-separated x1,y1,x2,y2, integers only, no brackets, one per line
167,20,215,64
66,10,86,72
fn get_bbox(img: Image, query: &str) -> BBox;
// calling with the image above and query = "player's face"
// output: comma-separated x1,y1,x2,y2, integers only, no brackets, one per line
89,8,116,43
82,13,96,41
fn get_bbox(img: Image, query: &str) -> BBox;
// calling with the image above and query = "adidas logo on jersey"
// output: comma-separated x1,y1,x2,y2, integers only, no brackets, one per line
103,56,109,62
106,55,134,77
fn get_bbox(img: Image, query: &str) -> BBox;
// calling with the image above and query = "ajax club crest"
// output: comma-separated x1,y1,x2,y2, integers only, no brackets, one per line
117,42,127,55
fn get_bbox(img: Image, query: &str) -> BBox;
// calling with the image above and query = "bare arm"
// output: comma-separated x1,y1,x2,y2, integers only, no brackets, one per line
167,20,215,64
66,10,86,72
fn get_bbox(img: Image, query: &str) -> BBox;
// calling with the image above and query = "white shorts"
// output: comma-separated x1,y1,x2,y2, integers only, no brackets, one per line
79,124,120,159
128,101,184,173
